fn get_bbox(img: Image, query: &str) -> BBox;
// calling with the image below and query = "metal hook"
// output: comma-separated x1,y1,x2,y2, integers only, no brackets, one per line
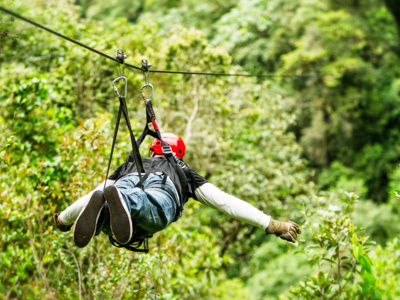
116,49,127,76
140,83,154,103
112,76,128,98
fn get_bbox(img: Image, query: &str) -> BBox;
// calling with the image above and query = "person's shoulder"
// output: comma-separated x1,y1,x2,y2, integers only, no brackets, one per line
186,166,208,189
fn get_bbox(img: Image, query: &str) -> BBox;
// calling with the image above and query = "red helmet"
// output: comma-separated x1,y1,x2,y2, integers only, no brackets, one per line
149,133,186,158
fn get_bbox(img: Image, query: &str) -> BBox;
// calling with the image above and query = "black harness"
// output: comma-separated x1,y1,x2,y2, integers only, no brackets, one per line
104,54,184,253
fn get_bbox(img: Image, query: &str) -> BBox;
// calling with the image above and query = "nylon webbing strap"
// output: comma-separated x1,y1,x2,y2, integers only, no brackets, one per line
109,235,149,253
136,98,176,168
104,94,145,190
119,95,145,188
104,106,122,190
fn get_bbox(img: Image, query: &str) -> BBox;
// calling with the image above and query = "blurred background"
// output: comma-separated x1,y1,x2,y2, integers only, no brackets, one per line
1,0,400,298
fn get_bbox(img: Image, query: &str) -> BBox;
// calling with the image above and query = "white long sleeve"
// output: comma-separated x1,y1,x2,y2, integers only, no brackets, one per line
59,180,115,225
194,183,271,230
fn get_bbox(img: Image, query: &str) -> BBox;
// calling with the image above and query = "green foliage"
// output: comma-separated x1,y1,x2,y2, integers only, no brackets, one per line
2,0,400,298
275,1,400,202
247,241,313,299
351,199,400,246
289,190,400,299
76,0,238,35
372,237,400,299
0,0,310,298
0,0,17,42
291,192,382,299
212,0,400,203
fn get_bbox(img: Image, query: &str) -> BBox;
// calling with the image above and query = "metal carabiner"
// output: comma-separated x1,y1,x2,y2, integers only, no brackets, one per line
112,76,128,98
140,83,154,102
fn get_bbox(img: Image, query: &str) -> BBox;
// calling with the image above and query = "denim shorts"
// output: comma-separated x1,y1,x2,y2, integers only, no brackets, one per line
101,173,178,238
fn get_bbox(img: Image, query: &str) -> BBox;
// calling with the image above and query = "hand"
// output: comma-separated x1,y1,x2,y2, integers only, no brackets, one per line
265,219,302,243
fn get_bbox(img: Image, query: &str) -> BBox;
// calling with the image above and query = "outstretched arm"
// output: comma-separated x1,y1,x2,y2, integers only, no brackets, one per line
194,182,271,230
194,182,301,243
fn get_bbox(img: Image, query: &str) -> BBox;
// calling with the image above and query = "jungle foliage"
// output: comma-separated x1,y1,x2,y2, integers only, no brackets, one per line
1,0,400,299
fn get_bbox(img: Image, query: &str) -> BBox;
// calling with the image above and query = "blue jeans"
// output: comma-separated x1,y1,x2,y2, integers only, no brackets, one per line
101,173,178,238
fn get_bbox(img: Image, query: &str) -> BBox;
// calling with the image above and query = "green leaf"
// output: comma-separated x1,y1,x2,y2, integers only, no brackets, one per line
359,255,372,273
323,258,337,264
353,244,359,259
362,270,376,285
352,233,358,245
358,244,364,257
318,271,325,284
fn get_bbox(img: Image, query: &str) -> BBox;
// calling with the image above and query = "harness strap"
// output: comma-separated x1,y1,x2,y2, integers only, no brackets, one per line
136,121,158,147
134,173,151,189
118,95,145,188
175,157,193,195
109,235,150,253
104,106,122,190
146,183,181,221
136,87,177,169
106,75,145,190
132,172,182,221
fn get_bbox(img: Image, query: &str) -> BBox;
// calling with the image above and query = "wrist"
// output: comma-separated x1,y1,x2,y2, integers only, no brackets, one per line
265,219,278,235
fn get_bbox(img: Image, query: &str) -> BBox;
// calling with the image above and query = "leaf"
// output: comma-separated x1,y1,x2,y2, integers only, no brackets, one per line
352,233,358,245
305,244,322,250
318,271,325,284
362,270,376,285
359,255,372,273
353,245,358,259
78,118,84,128
364,241,377,246
342,262,354,269
5,151,11,163
329,284,340,294
323,258,337,264
358,244,364,257
327,246,337,259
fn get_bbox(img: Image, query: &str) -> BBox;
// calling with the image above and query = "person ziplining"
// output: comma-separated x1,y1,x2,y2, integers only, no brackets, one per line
53,52,301,252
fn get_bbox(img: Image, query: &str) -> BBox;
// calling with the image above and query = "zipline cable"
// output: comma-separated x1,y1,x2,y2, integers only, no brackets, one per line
0,6,143,71
0,6,324,78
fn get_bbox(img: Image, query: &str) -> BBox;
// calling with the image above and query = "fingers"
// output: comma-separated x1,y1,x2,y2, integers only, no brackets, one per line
280,233,296,243
280,221,302,243
288,221,302,234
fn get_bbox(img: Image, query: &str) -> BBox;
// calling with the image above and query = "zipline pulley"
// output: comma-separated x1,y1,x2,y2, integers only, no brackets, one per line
141,59,151,84
116,48,127,63
116,48,127,76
